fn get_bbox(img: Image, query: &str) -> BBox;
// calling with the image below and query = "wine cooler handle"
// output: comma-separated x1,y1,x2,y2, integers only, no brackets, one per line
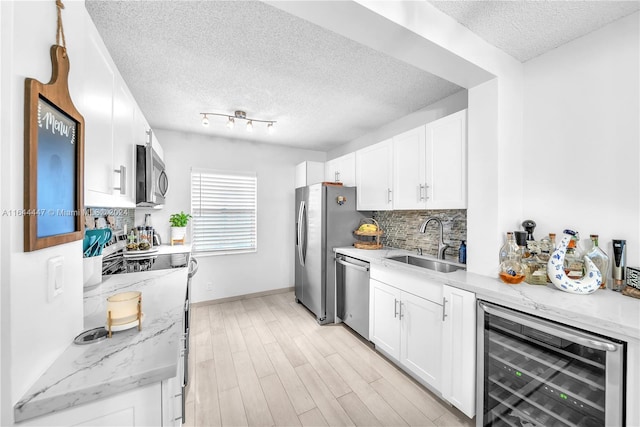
479,301,619,352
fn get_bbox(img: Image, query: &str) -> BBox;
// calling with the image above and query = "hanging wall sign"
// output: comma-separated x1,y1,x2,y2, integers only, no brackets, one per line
24,45,85,251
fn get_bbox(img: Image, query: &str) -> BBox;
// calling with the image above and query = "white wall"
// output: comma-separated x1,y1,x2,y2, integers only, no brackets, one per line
327,89,468,159
522,12,640,268
152,129,325,303
1,1,86,418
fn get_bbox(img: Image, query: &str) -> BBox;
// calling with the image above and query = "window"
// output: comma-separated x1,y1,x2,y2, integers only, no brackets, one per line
191,168,257,254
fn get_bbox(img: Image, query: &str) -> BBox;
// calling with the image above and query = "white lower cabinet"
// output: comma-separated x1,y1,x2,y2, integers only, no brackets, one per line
370,278,442,391
400,291,442,391
369,270,476,419
370,279,401,359
441,284,476,418
18,383,163,426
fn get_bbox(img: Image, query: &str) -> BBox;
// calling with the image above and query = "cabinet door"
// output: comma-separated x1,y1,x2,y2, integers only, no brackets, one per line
370,279,401,360
19,383,162,426
325,159,339,183
356,139,393,210
112,80,136,207
400,291,442,391
295,161,324,188
83,28,115,203
425,110,467,209
337,152,356,186
441,285,476,418
393,126,426,210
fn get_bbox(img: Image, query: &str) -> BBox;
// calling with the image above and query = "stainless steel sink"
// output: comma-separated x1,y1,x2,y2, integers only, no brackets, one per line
386,255,466,273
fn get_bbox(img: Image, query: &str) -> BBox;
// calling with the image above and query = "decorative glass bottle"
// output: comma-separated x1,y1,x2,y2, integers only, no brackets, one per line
499,232,525,284
499,232,518,264
586,234,609,289
563,234,584,280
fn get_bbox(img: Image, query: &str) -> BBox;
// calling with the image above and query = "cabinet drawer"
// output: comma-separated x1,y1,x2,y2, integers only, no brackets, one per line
371,264,442,304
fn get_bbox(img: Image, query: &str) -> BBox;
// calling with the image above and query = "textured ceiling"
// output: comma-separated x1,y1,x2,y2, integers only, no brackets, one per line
85,1,463,151
86,1,640,151
429,1,640,62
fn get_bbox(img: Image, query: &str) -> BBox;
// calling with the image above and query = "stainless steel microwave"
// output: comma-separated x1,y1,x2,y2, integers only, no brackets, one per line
136,143,168,207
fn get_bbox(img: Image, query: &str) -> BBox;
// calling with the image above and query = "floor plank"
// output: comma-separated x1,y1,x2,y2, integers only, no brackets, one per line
260,374,302,427
268,320,309,367
219,386,248,427
298,408,328,427
295,363,355,427
294,334,351,398
194,359,222,427
326,353,408,427
264,341,316,415
224,311,248,353
232,350,274,426
240,326,276,378
370,377,436,426
337,392,381,427
212,331,239,392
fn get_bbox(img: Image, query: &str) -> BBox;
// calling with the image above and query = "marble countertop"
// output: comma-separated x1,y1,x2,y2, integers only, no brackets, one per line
14,268,188,423
335,246,640,341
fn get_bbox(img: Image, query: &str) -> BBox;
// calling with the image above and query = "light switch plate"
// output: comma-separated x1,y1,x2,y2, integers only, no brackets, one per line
48,256,64,302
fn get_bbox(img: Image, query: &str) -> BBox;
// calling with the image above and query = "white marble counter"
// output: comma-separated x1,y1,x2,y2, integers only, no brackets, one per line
154,243,192,255
335,246,640,341
14,268,188,423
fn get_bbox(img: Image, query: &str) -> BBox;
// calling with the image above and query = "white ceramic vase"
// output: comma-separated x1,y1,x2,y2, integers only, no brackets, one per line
547,231,602,294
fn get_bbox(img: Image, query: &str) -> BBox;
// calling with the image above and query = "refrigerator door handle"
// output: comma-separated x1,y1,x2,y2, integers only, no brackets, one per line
297,201,306,266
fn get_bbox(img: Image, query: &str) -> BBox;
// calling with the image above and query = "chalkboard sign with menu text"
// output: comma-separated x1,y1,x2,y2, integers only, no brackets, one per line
24,46,85,252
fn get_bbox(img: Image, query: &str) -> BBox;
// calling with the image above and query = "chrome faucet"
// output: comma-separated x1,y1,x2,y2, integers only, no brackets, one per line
419,217,450,260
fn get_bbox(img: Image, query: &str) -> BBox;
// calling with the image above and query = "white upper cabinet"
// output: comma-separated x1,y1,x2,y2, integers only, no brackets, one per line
393,126,426,209
325,152,356,186
356,139,393,210
83,26,115,204
112,80,136,206
392,110,468,210
81,17,152,208
295,161,325,188
425,110,467,209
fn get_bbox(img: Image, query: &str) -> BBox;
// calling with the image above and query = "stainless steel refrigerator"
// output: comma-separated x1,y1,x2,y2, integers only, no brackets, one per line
295,184,365,324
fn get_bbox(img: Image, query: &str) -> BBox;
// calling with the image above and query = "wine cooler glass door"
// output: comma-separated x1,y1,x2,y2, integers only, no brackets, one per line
476,301,625,427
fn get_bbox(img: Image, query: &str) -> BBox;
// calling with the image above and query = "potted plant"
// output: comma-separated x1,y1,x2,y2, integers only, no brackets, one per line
169,211,192,245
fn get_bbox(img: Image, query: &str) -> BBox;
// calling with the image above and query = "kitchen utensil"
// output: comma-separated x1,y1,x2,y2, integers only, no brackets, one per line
612,239,626,291
522,219,536,241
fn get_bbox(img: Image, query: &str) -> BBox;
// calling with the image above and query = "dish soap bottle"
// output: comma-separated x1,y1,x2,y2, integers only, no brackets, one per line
458,240,466,264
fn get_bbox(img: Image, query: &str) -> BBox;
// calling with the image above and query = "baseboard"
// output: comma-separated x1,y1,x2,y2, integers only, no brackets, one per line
192,286,294,307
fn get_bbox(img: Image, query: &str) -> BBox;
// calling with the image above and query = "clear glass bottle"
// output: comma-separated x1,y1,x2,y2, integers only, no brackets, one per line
499,232,525,284
548,233,556,250
564,236,584,280
586,234,609,289
499,232,519,264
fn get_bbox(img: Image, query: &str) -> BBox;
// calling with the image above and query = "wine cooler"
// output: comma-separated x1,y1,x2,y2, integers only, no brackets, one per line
477,301,625,426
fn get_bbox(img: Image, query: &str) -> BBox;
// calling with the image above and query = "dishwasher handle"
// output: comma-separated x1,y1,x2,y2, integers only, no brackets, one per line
335,257,370,273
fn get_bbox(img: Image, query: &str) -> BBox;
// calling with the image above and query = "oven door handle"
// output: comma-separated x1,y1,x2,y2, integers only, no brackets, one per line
479,301,619,352
188,257,199,278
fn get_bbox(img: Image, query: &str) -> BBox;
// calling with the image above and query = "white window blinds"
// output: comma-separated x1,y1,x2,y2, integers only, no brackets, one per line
191,168,257,254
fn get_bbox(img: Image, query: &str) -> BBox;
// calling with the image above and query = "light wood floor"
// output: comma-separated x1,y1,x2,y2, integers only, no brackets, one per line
184,291,475,427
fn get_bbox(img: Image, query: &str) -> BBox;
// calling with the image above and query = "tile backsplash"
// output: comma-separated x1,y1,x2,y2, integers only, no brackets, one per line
372,209,467,261
85,206,135,233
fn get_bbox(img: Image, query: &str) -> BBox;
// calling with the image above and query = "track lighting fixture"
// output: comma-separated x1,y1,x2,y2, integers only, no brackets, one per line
200,110,277,135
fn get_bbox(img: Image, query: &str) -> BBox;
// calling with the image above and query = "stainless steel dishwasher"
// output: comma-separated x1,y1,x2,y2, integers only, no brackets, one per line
335,254,370,339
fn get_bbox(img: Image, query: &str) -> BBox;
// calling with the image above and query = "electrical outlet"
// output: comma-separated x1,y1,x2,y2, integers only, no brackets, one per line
206,282,214,291
47,256,64,301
